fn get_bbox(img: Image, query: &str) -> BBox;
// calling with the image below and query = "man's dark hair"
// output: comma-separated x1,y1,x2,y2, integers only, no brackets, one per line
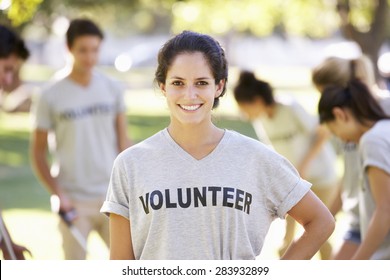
0,25,30,60
66,19,104,48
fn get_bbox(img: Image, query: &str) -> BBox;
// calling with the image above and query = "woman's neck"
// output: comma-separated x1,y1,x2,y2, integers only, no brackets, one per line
359,120,377,136
167,121,224,160
266,103,277,118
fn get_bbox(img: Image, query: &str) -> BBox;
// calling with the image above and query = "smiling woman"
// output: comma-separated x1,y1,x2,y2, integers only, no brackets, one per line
159,52,225,136
101,30,335,260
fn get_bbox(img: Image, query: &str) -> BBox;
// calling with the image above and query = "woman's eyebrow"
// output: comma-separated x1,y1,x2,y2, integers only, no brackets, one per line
168,76,213,80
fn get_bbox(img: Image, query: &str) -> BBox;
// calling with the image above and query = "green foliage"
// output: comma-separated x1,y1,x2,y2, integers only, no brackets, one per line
349,0,376,32
4,0,43,26
1,0,388,38
170,0,386,38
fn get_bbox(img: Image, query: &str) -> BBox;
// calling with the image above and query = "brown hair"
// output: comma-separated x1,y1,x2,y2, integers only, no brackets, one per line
155,31,228,109
318,79,389,125
312,55,375,89
66,18,104,48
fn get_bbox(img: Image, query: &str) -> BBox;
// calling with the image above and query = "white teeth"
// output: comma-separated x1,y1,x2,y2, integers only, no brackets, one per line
180,104,201,111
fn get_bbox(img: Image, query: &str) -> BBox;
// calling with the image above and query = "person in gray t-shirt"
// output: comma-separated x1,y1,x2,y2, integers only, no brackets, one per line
101,31,335,260
312,55,390,259
233,71,338,260
31,19,131,259
319,79,390,260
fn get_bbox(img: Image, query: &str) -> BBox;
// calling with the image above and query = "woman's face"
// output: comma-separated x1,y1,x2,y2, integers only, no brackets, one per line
238,98,266,121
160,51,224,126
325,108,362,143
0,54,18,88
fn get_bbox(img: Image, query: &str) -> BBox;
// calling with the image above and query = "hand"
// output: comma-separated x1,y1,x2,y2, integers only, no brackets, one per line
58,194,74,214
1,242,32,260
50,194,78,224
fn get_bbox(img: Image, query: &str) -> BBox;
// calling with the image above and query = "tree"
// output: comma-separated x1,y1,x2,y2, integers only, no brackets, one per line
171,0,390,79
0,0,174,35
1,0,389,77
337,0,390,79
0,0,43,27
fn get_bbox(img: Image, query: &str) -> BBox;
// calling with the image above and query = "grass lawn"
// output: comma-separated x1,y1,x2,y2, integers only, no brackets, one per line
1,65,346,260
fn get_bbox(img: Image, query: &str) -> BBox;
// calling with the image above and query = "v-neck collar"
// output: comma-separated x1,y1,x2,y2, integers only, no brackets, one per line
161,128,230,164
65,72,96,90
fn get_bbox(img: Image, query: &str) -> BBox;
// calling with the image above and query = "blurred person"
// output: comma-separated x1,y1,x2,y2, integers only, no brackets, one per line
377,52,390,91
318,79,390,260
312,55,390,259
233,71,338,260
1,44,37,113
0,24,31,259
101,31,335,260
30,18,131,260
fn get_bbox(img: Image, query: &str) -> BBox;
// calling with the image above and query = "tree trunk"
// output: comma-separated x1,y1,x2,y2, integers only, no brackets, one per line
337,0,390,82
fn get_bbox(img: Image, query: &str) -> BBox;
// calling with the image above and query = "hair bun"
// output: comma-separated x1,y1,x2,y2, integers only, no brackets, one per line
238,71,256,85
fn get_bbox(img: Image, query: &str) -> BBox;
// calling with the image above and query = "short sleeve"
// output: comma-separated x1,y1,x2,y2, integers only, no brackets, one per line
100,155,130,219
108,78,126,114
32,91,53,130
360,137,390,175
264,155,312,219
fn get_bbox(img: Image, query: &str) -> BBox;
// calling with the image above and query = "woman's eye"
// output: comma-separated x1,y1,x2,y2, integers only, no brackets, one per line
172,81,184,86
196,81,208,86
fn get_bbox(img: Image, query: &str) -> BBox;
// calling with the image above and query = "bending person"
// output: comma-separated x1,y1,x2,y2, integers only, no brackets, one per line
233,71,338,259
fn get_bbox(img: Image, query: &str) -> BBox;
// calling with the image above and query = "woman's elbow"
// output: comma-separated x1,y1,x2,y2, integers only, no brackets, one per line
318,209,336,239
325,214,336,237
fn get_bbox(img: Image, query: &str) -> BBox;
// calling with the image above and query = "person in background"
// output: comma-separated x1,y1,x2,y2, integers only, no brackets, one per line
101,31,335,260
377,52,390,91
0,24,31,260
30,18,131,259
318,79,390,259
1,42,36,113
312,55,390,259
233,71,338,259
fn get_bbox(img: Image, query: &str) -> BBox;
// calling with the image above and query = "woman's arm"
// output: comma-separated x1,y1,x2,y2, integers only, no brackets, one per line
352,167,390,259
109,213,135,260
115,112,132,153
297,125,330,178
281,190,335,259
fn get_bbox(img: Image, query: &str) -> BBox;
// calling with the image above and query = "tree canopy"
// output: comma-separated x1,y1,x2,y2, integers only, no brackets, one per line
1,0,388,36
1,0,389,74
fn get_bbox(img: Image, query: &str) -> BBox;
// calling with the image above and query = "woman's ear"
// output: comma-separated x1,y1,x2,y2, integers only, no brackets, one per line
215,79,225,98
332,107,347,121
160,83,166,96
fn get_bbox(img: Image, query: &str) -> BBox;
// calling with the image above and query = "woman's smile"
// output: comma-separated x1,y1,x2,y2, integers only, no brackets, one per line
178,104,203,111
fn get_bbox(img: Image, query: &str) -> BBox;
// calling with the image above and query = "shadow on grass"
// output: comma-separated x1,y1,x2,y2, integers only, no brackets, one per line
0,113,256,211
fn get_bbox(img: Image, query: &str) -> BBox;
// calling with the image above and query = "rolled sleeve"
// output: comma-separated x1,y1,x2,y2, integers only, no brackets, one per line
361,138,390,175
276,178,312,218
100,200,129,219
100,154,131,219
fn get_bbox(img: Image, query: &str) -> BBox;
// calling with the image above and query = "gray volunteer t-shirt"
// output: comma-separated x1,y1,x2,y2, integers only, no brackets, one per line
359,120,390,259
101,129,311,260
255,97,338,187
33,71,125,201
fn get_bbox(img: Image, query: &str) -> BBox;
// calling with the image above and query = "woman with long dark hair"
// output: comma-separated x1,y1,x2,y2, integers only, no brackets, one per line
318,79,390,259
